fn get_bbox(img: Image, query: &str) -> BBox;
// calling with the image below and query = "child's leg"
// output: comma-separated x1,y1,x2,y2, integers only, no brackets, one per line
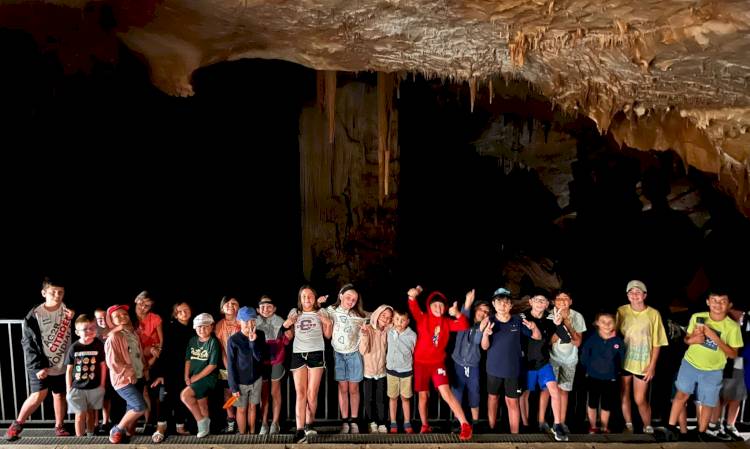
271,380,282,424
260,380,270,426
437,384,468,424
74,413,85,436
620,375,633,425
338,381,350,419
375,378,387,425
586,407,597,429
600,409,611,430
466,368,480,422
668,390,691,426
349,381,361,420
505,397,521,433
102,397,111,425
487,394,499,429
292,367,308,430
544,381,563,425
119,409,144,435
677,403,687,433
389,397,398,424
249,404,257,434
538,389,550,424
519,390,530,426
225,387,236,422
401,395,412,425
418,391,429,427
180,386,204,421
559,390,569,424
197,398,209,420
236,406,247,434
52,391,67,428
632,376,651,427
362,378,374,424
726,399,741,427
86,409,97,434
306,368,325,425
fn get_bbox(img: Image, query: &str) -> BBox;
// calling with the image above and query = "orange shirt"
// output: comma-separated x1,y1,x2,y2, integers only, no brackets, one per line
214,318,241,356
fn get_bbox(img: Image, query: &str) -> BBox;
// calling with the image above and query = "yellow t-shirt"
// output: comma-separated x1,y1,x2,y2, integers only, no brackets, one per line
616,305,668,376
684,311,742,371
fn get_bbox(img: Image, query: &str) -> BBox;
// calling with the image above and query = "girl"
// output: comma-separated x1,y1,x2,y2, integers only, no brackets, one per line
214,296,242,433
360,304,393,433
133,291,163,432
159,302,194,437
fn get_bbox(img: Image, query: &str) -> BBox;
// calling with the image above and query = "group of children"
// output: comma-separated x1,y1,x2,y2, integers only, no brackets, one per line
3,277,748,444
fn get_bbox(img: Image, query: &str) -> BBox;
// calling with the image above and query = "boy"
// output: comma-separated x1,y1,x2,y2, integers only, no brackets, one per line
105,304,148,444
407,286,473,440
181,312,220,438
227,307,266,434
93,307,113,434
386,308,416,433
481,289,540,434
65,315,107,436
255,295,291,435
617,280,668,434
667,291,742,441
5,276,74,440
215,296,241,433
451,289,489,426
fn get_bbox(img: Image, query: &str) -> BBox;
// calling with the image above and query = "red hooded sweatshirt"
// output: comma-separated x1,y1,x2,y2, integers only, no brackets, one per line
408,291,469,365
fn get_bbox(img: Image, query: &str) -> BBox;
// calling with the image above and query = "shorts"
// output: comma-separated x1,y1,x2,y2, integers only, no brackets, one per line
334,351,364,382
675,359,722,407
623,371,647,381
387,374,413,399
190,376,217,399
28,372,66,394
116,383,147,412
451,364,481,407
721,368,747,401
526,363,556,392
290,351,325,370
414,362,449,392
586,377,618,411
67,386,105,413
487,374,522,398
550,360,577,392
235,377,263,408
262,364,286,381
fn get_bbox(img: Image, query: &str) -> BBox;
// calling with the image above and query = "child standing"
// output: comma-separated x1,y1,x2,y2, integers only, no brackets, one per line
256,295,291,435
580,312,625,434
5,276,74,441
616,280,668,434
360,304,394,433
215,296,242,433
165,302,194,436
133,291,163,433
227,307,266,434
181,313,220,438
93,307,113,433
451,290,489,426
386,309,416,433
325,284,368,434
407,286,473,441
65,315,106,436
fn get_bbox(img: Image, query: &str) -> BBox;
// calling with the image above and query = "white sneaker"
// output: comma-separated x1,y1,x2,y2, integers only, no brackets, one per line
643,425,654,434
259,424,269,435
340,422,350,434
378,425,388,433
270,422,280,435
197,418,211,438
369,422,378,433
350,422,359,434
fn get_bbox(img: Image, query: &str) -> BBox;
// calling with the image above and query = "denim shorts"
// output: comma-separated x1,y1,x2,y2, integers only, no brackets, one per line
334,351,364,382
675,358,722,407
116,383,147,412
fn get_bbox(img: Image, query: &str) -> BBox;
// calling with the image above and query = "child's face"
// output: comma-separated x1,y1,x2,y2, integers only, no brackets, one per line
340,290,359,310
529,296,549,313
596,315,615,335
175,303,191,325
136,299,153,316
554,293,572,311
42,285,65,306
300,289,316,311
111,309,131,326
429,301,445,317
626,288,646,308
222,299,239,317
393,313,409,331
240,319,256,335
195,324,213,339
75,322,97,344
377,309,393,329
474,304,490,323
94,312,107,329
707,294,731,316
493,298,512,314
259,303,276,318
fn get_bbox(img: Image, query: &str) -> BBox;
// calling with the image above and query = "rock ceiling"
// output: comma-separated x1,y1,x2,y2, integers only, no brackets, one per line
2,0,749,213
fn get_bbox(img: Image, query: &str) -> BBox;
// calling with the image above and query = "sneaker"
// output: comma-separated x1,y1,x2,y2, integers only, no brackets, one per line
623,422,634,434
269,422,280,435
404,422,414,434
459,422,473,441
643,425,654,434
420,424,432,434
664,424,680,442
706,423,730,441
196,418,211,438
553,424,569,442
4,420,23,441
378,424,388,433
259,423,269,435
304,425,317,437
175,423,191,436
698,431,719,442
349,422,359,434
295,429,307,443
340,422,350,434
55,426,71,437
389,422,398,434
561,423,570,435
369,422,378,433
109,425,123,444
588,427,598,434
222,419,237,434
726,425,745,441
539,422,551,434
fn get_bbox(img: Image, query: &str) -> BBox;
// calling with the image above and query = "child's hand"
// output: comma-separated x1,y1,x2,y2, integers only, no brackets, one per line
552,308,563,326
360,322,370,332
36,368,48,380
407,286,423,298
64,307,75,320
465,289,475,309
233,391,240,398
523,319,536,330
483,321,495,336
448,301,460,317
317,295,329,306
318,310,331,326
249,328,257,341
151,377,164,388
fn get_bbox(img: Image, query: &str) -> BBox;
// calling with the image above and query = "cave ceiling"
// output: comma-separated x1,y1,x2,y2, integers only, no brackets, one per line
2,0,749,213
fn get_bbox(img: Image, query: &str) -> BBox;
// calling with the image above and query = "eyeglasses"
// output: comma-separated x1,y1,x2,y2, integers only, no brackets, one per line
76,325,97,333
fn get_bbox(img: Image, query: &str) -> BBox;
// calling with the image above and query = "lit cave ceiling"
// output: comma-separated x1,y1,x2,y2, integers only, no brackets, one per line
3,0,749,213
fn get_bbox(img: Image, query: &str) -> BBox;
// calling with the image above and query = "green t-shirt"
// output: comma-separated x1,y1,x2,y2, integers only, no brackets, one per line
684,311,742,371
616,305,668,376
186,335,220,382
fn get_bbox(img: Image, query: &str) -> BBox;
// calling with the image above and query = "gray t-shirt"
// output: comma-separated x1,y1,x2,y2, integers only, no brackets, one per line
290,309,325,353
549,309,587,365
34,303,72,376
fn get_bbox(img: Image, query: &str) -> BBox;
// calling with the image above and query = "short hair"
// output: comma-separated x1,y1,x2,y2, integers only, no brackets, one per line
707,289,731,299
94,308,106,314
75,314,94,326
42,276,63,289
594,311,615,323
492,294,512,303
393,308,409,319
134,290,152,303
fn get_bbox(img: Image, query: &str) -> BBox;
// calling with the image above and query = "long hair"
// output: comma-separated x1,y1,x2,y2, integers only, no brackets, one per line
297,285,320,312
330,283,366,318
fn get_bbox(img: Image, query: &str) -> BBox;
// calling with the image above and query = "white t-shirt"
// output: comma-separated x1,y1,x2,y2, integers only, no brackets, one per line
326,306,367,354
549,309,587,365
34,303,73,375
291,309,325,353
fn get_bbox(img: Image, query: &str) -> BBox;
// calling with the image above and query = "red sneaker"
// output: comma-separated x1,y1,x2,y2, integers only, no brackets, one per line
4,421,23,441
459,422,473,441
404,423,414,434
420,424,432,434
55,426,70,437
588,427,599,434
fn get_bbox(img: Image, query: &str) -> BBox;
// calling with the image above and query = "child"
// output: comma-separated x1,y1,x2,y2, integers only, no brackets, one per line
214,296,241,433
666,291,742,441
616,280,668,434
104,304,148,444
65,314,106,436
386,309,416,434
285,285,333,443
133,291,163,433
451,289,489,426
166,302,194,436
256,295,292,435
360,304,394,433
93,307,113,433
481,289,540,434
181,312,220,438
94,308,109,341
5,276,74,441
325,284,368,434
543,292,585,434
519,294,568,441
580,312,625,434
407,286,473,441
227,307,266,434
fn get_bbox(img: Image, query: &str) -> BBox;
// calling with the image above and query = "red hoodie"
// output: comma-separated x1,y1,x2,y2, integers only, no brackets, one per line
408,291,469,365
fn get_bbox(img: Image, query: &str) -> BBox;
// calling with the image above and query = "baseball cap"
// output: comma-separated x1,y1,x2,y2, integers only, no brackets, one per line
193,312,215,329
107,304,129,318
626,280,647,293
493,287,511,297
237,306,257,321
258,296,274,306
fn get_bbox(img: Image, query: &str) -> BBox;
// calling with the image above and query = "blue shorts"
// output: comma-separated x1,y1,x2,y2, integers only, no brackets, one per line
675,359,722,407
116,383,147,412
452,363,481,408
334,351,364,382
526,363,556,392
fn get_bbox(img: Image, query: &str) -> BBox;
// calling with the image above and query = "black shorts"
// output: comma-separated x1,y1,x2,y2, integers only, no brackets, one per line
623,371,646,381
290,351,325,370
487,374,522,398
586,377,618,411
28,371,66,394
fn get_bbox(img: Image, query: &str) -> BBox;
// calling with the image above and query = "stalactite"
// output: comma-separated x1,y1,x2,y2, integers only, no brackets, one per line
378,71,392,205
469,77,477,113
316,70,325,112
489,79,494,104
325,70,336,143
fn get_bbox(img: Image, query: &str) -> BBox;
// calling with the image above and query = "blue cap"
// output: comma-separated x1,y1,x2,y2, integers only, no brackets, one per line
493,287,511,296
237,306,257,321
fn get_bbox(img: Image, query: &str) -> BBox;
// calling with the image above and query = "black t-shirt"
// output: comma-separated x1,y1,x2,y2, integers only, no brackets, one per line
64,339,105,389
523,313,556,370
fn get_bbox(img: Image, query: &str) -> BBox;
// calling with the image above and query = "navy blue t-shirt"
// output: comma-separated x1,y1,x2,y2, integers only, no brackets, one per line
486,315,531,378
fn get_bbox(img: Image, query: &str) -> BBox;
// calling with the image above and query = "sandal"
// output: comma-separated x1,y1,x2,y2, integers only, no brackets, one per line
151,430,165,443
